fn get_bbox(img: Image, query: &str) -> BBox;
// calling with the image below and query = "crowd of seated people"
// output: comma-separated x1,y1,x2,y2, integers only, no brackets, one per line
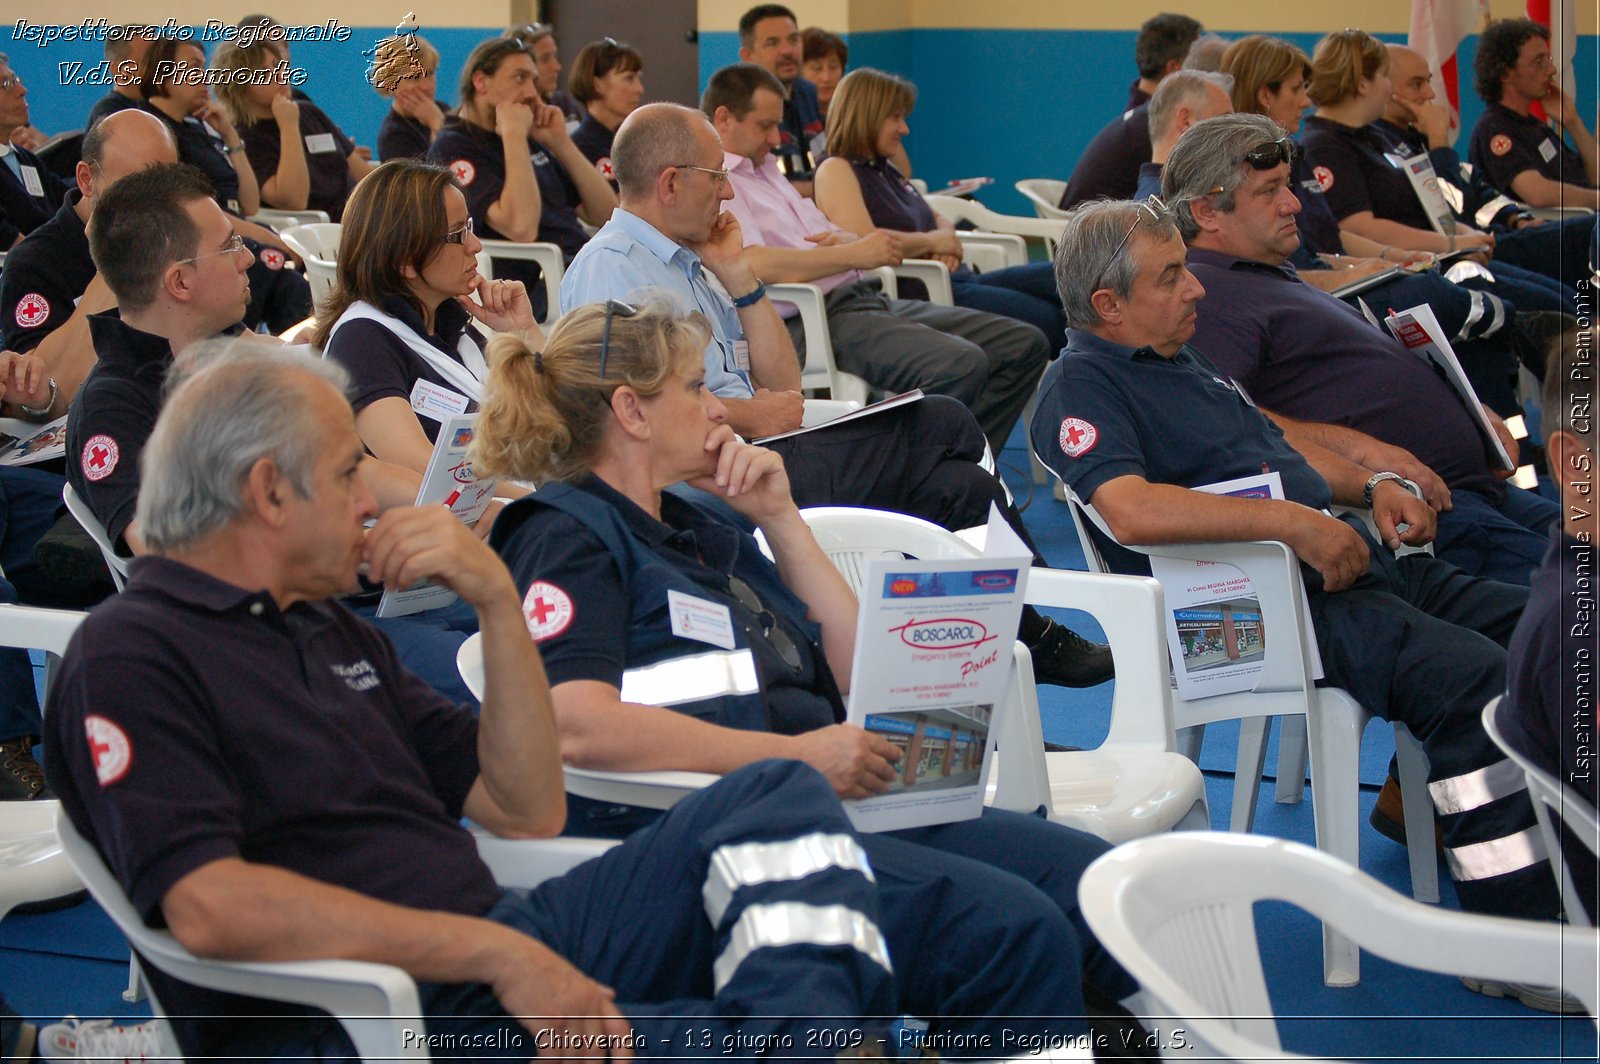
0,4,1594,1052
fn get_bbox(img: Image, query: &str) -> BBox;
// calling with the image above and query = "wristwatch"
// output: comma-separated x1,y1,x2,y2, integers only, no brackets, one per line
17,376,57,418
1362,471,1417,508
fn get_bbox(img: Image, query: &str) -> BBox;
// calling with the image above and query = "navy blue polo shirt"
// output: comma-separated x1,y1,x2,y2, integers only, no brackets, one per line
1300,115,1434,232
1372,119,1522,230
239,101,357,221
322,294,485,443
571,114,618,189
1060,104,1151,210
0,193,92,353
491,475,838,737
65,312,173,550
0,143,67,248
777,77,824,181
376,103,447,162
42,554,497,1043
1504,525,1597,918
155,110,241,215
1470,101,1596,193
1184,245,1500,495
1288,147,1344,259
1029,329,1330,574
85,91,143,130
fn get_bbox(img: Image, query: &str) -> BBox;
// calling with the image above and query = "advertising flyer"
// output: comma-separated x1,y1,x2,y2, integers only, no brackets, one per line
1384,303,1516,471
843,506,1031,832
376,414,497,618
0,416,67,467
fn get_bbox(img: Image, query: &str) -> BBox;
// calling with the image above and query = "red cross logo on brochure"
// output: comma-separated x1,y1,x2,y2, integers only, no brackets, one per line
1058,417,1098,458
522,580,574,641
450,159,476,185
14,293,49,328
82,434,120,482
85,714,133,785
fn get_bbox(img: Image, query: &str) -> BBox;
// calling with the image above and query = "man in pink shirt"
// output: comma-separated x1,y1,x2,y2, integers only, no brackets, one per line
704,64,1050,452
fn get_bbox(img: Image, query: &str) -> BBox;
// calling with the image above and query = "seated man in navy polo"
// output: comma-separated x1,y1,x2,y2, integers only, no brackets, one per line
1468,18,1599,211
43,343,1095,1058
0,55,68,249
1031,198,1571,1010
425,34,617,316
737,4,823,194
1164,113,1559,587
1503,335,1599,923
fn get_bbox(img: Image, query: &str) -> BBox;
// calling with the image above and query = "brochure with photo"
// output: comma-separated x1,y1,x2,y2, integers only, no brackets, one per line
0,416,67,467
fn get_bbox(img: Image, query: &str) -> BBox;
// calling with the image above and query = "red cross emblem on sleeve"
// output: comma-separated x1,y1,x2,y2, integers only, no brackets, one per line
13,293,49,328
450,159,476,185
1312,165,1334,192
1490,134,1512,157
82,434,120,482
1058,417,1098,458
84,715,133,786
597,156,614,179
522,581,574,641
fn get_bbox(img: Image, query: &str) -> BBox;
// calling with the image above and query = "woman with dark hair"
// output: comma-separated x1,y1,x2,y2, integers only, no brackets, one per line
371,32,448,161
800,27,846,114
814,68,1065,342
312,159,542,480
567,37,645,188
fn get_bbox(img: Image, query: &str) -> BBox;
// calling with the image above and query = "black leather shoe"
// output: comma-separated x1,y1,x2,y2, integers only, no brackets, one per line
1027,617,1115,688
0,737,49,801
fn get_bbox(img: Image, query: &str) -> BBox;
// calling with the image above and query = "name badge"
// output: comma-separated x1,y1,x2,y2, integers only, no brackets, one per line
1539,139,1558,163
1230,378,1258,407
410,378,470,422
668,590,737,649
20,165,43,198
731,339,751,371
304,132,338,155
530,150,551,167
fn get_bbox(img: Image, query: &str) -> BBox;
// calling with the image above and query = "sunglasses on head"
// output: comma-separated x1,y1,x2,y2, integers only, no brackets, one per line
1242,137,1298,170
597,299,639,379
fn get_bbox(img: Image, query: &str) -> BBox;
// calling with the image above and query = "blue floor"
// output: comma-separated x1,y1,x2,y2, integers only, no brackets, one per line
2,424,1591,1061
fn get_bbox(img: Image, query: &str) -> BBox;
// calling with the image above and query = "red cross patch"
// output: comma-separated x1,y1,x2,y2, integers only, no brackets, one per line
84,714,132,786
260,247,286,270
596,156,614,180
13,293,49,329
1490,134,1512,157
450,159,476,185
1312,165,1335,192
1058,417,1098,458
82,434,120,482
522,580,574,641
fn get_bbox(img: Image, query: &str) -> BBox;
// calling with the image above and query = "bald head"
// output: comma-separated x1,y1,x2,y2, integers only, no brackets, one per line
1384,44,1436,124
79,108,180,206
612,102,717,201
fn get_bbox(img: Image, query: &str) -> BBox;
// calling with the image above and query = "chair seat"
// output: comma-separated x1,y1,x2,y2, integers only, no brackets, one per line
0,800,81,919
988,750,1207,844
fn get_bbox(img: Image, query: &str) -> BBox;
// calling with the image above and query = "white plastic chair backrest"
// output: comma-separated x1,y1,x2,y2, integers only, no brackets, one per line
1080,832,1600,1059
278,222,341,263
1014,179,1071,220
62,483,128,591
249,207,332,231
924,194,1066,256
798,506,980,593
1483,694,1600,927
474,240,565,325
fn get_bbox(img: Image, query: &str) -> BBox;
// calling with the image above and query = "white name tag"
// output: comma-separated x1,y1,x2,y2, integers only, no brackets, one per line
668,590,737,650
305,132,338,155
410,378,470,422
1539,139,1558,163
20,165,43,198
1230,378,1258,407
731,339,751,371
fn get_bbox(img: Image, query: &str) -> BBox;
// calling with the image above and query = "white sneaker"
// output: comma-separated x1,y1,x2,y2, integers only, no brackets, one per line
37,1015,165,1061
1461,976,1588,1014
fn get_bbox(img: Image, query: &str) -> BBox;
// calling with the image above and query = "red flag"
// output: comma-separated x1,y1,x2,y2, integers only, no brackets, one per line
1526,0,1577,122
1408,0,1489,132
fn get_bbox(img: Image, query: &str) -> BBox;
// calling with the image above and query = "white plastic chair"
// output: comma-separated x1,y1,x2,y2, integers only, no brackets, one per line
58,808,616,1061
800,506,1208,843
924,193,1067,261
62,483,129,591
475,240,566,326
248,207,332,231
1056,483,1437,986
1080,832,1599,1060
1015,179,1072,221
1483,694,1599,928
278,223,341,307
766,282,873,403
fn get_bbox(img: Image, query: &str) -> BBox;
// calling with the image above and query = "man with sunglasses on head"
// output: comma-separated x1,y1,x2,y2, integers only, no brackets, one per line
1165,113,1559,588
1031,199,1570,1007
426,34,617,318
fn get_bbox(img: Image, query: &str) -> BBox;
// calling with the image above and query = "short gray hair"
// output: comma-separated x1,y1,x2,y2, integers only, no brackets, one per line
1148,69,1234,143
613,102,712,201
136,340,351,552
1053,200,1180,329
1183,33,1233,72
1162,112,1282,241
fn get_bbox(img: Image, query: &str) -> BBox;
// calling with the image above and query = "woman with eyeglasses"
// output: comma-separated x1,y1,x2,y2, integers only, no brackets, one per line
472,299,1142,1037
1299,30,1570,315
212,38,375,221
312,159,542,486
568,38,645,190
813,69,1065,343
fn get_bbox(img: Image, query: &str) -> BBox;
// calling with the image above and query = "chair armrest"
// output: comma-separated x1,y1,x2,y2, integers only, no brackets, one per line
927,194,1069,240
801,399,862,426
1528,205,1594,219
892,259,953,305
562,766,718,810
956,231,1028,270
249,208,332,231
472,833,620,886
475,240,566,325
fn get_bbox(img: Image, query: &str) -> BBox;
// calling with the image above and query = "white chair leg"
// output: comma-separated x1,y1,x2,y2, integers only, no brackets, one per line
1275,714,1308,804
1230,716,1272,833
122,954,145,1002
1307,690,1366,987
1175,723,1204,764
1393,724,1440,904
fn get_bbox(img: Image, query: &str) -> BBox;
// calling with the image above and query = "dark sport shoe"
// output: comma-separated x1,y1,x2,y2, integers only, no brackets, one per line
0,736,49,801
1027,617,1115,688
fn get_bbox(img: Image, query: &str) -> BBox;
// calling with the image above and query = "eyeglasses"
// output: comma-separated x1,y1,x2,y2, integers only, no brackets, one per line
178,233,248,265
728,575,803,671
0,75,22,94
443,217,475,245
597,299,638,379
1093,196,1170,290
672,163,730,190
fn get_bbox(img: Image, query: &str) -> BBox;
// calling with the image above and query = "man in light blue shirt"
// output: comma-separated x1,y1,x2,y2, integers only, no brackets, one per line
559,102,1115,690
